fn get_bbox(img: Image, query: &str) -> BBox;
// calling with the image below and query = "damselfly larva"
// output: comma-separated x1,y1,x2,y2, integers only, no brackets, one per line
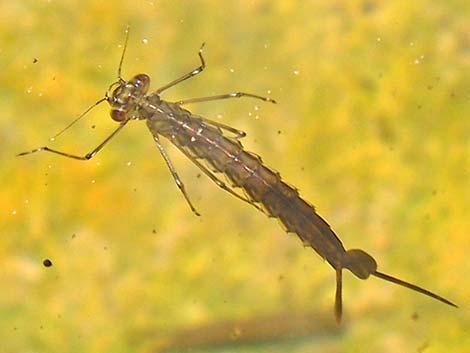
19,27,457,323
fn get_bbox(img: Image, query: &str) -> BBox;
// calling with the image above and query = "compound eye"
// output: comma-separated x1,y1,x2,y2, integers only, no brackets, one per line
110,109,127,122
132,74,150,93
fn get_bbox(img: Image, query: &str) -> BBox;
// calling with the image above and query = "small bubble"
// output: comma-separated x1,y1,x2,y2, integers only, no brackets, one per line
91,179,96,184
376,37,382,42
26,86,33,94
24,199,29,204
216,114,223,119
12,210,17,215
293,70,300,75
96,161,101,166
229,68,235,73
126,161,132,166
190,136,196,142
38,92,43,97
142,38,148,44
248,112,252,117
254,105,260,111
267,90,272,94
49,137,55,142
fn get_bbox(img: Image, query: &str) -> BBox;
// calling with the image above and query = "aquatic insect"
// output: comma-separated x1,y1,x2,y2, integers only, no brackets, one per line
19,28,457,322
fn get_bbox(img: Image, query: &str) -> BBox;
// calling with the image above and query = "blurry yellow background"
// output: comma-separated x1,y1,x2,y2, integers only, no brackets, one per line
1,1,468,352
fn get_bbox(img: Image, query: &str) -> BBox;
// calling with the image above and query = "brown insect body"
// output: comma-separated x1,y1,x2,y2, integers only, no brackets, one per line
108,72,456,322
19,29,457,323
112,74,347,266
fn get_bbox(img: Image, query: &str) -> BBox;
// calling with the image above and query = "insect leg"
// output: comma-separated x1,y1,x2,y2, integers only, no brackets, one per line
173,144,265,213
176,92,277,139
155,43,206,94
198,117,246,139
152,134,201,217
17,121,128,160
175,92,276,105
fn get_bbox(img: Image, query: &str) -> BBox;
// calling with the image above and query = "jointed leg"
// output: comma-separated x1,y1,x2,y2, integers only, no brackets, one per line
156,43,206,94
175,92,277,139
17,121,129,160
176,91,276,105
198,117,246,139
153,134,201,217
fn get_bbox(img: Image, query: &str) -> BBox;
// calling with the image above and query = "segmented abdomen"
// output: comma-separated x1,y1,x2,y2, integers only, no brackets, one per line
146,101,346,268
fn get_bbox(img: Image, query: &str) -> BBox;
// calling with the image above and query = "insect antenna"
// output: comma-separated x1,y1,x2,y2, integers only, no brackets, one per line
117,24,130,80
49,25,131,141
49,97,107,141
372,271,458,308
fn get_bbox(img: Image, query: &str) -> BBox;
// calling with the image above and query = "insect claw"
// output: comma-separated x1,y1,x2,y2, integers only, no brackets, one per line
266,97,277,104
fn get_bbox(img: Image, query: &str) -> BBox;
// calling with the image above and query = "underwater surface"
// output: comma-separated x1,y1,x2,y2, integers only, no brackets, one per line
0,1,468,352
